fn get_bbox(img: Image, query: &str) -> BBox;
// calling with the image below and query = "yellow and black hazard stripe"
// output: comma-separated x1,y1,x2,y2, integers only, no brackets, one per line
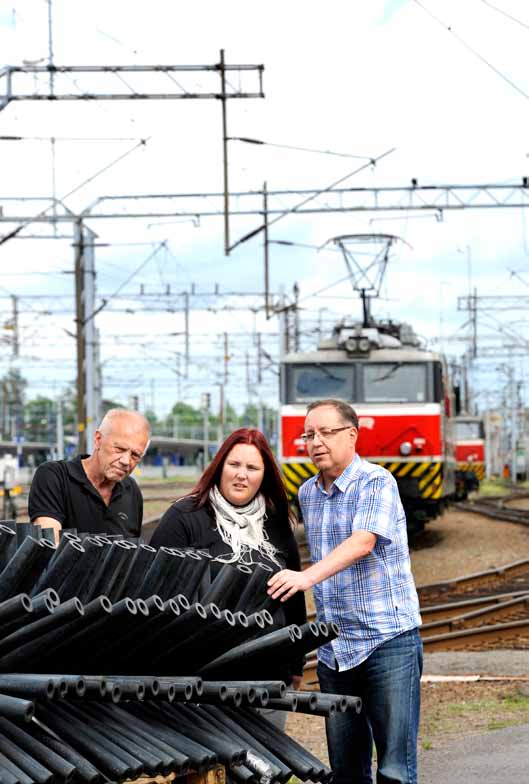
457,462,485,480
282,459,445,501
281,462,318,500
376,460,444,500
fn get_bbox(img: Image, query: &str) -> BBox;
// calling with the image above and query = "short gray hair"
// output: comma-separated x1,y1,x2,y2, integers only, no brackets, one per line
306,399,359,429
98,408,151,437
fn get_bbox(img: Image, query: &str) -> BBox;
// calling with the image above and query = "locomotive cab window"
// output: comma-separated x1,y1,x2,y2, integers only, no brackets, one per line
362,363,428,403
286,363,354,403
455,420,484,440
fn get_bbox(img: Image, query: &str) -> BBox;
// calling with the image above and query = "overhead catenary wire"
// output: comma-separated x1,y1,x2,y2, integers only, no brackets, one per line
412,0,529,101
479,0,529,31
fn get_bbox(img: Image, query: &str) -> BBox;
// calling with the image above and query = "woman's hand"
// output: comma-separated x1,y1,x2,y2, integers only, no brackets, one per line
267,568,312,601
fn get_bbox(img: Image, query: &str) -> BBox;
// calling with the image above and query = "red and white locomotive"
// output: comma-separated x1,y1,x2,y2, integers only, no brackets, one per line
454,415,485,498
279,318,457,534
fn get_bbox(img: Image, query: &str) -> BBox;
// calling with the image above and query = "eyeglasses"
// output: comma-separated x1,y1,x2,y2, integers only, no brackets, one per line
300,426,352,443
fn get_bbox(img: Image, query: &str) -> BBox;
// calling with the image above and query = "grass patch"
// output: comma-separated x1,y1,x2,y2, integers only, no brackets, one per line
420,684,529,747
477,478,529,496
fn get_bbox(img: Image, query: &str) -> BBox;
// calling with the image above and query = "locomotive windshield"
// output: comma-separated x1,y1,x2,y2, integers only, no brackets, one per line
283,360,438,404
363,363,427,403
455,420,484,440
289,364,354,401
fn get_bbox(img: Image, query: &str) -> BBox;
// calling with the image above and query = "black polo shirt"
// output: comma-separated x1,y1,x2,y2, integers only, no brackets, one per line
28,455,143,537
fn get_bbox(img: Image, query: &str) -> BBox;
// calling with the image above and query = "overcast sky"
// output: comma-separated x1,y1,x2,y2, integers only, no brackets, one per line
1,0,528,417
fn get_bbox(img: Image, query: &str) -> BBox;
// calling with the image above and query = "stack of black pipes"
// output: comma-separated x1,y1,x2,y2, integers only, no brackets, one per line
0,520,361,784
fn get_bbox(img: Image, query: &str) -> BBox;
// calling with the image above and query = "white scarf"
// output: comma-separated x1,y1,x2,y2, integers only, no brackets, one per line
209,486,280,566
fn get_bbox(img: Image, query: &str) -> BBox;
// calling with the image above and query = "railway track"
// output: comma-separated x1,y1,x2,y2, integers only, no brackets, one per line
455,492,529,526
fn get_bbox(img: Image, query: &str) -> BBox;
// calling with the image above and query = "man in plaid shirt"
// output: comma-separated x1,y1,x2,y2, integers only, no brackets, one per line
268,398,422,784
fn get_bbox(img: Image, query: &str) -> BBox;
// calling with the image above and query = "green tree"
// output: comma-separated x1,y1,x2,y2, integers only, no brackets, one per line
24,396,55,442
0,368,28,439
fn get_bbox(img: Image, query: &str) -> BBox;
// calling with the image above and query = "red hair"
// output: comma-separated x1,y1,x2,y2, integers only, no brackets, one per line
191,428,291,521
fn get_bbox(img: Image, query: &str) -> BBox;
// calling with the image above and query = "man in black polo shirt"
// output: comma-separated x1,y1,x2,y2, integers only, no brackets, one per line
29,408,151,541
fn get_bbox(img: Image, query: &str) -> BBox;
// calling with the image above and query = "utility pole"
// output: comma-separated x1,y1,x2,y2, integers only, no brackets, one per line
74,220,99,453
10,295,19,357
201,392,210,469
218,332,229,442
263,181,270,318
74,219,86,453
509,364,518,484
56,397,64,460
184,291,190,377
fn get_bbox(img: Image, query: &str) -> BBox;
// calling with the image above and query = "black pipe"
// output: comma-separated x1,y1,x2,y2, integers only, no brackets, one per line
37,702,143,780
124,702,216,773
0,528,16,572
168,550,210,601
65,703,165,776
152,605,236,671
27,721,103,784
160,702,247,767
15,523,35,547
201,705,291,783
106,680,145,701
200,562,254,611
111,543,157,601
0,749,23,784
136,546,180,599
0,676,56,700
219,680,287,699
144,548,190,601
48,701,144,772
250,688,268,707
30,540,85,597
129,602,208,671
96,595,165,666
44,598,136,674
28,597,113,673
0,592,55,641
0,537,45,602
156,677,203,698
186,610,274,674
16,540,56,596
0,593,32,630
199,624,302,677
105,544,138,603
234,562,276,614
0,731,53,784
193,706,276,783
312,692,362,714
0,597,85,666
86,703,181,775
265,695,298,712
0,694,34,723
81,540,134,604
0,717,76,783
228,707,326,781
58,537,105,601
40,528,56,544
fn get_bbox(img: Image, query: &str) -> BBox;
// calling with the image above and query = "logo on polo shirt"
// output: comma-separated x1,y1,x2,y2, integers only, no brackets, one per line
118,512,129,521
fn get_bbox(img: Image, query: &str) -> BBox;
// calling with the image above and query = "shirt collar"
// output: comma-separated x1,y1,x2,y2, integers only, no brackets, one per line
317,453,361,495
66,454,125,499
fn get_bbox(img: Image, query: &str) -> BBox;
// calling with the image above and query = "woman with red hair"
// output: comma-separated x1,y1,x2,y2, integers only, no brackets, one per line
151,428,307,690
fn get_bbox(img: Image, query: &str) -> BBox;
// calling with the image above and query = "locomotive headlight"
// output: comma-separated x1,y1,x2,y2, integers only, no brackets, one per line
400,441,412,456
358,337,370,352
345,337,358,353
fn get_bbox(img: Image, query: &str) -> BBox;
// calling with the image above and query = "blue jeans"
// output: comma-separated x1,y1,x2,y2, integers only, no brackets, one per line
317,628,423,784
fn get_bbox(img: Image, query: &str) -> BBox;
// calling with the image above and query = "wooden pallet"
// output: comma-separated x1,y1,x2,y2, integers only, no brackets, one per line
128,765,226,784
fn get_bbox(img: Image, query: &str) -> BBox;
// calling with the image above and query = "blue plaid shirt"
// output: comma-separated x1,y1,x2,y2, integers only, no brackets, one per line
299,454,421,671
